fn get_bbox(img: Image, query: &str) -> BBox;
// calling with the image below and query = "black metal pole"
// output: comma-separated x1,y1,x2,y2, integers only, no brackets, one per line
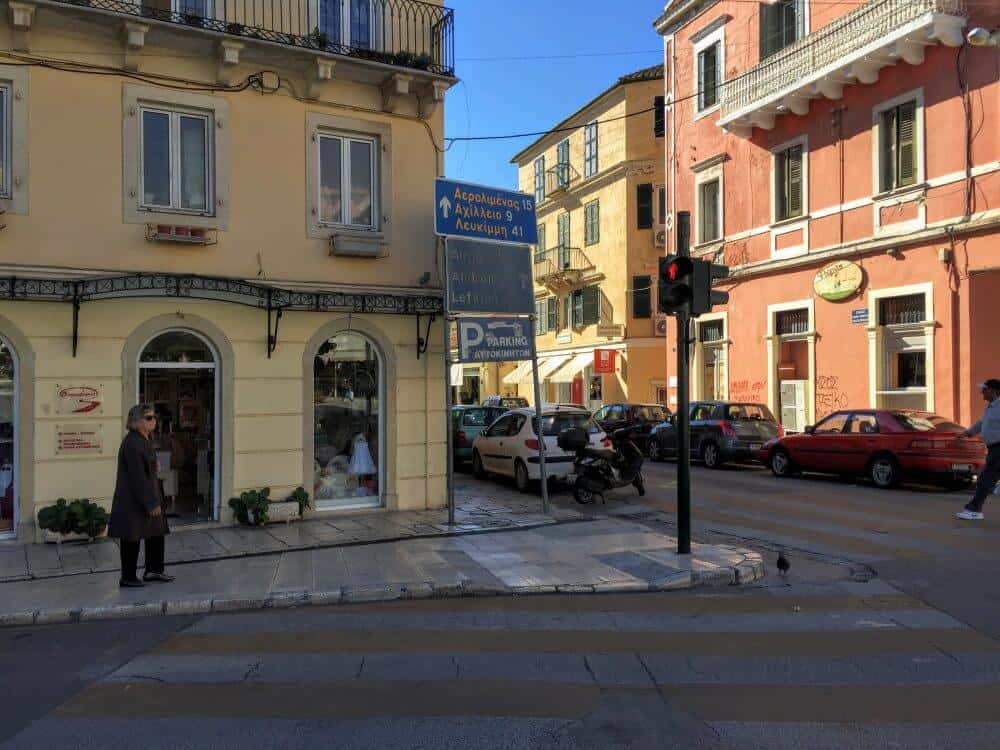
676,312,691,555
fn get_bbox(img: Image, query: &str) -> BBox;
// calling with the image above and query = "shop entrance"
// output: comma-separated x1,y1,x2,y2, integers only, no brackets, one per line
0,337,16,539
138,331,219,524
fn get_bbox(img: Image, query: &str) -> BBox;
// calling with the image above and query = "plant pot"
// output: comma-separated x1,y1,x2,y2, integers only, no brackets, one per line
226,23,243,35
190,228,206,240
43,529,103,544
266,500,300,524
174,226,191,237
156,224,172,235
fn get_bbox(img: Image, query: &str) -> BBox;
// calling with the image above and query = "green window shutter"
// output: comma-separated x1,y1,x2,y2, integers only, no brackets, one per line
582,286,601,326
585,201,600,245
633,275,652,319
573,289,584,327
897,100,917,187
700,180,719,241
700,45,718,108
535,224,546,262
562,296,570,329
881,108,897,192
637,183,654,229
535,301,545,335
759,3,775,59
654,95,665,138
787,145,803,217
547,297,558,331
697,49,706,109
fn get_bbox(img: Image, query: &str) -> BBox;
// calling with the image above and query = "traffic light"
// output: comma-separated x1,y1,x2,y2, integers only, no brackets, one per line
690,259,730,316
658,255,695,314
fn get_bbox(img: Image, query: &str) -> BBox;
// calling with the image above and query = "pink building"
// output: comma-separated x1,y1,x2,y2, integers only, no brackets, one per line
654,0,999,431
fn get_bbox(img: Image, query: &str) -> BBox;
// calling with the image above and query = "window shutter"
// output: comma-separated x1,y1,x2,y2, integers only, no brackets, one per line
547,297,558,332
633,275,652,319
702,45,718,107
697,50,706,109
535,301,545,335
637,183,654,229
787,145,803,217
759,3,774,58
573,289,584,328
654,95,665,138
897,101,917,187
562,296,571,329
582,286,601,326
700,180,719,241
794,0,805,41
881,108,897,192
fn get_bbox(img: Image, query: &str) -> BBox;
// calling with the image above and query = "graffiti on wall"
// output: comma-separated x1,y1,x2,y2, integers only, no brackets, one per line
815,375,849,419
730,379,767,403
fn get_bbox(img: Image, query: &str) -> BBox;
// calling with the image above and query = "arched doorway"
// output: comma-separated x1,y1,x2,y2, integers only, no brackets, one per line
138,330,220,523
0,337,17,539
312,331,383,510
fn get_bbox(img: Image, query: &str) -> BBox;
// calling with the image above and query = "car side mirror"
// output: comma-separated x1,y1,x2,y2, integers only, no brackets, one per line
804,425,816,434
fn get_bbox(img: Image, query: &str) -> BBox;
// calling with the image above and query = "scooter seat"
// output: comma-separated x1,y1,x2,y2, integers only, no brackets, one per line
581,447,618,462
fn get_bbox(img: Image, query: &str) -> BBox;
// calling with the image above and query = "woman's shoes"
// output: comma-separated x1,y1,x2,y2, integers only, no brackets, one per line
142,572,176,583
119,578,145,588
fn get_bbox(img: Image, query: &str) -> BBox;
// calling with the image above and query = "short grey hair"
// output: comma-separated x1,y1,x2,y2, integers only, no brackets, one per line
127,403,154,431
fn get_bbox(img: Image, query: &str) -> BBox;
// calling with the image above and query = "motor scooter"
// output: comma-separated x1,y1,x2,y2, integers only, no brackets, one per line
557,426,646,505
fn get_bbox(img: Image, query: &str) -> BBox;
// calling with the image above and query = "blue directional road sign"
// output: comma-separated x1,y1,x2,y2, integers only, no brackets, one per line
435,178,537,245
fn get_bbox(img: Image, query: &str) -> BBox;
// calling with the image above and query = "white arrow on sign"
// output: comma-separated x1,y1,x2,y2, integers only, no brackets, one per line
439,196,452,218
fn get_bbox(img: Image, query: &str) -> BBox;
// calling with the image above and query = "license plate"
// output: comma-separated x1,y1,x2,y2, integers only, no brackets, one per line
749,443,763,451
951,463,973,472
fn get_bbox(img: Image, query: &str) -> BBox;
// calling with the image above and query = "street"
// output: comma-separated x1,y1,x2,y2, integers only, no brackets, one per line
3,463,999,749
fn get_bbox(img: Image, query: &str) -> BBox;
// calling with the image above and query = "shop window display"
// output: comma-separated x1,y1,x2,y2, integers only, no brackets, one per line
313,333,381,508
0,339,14,536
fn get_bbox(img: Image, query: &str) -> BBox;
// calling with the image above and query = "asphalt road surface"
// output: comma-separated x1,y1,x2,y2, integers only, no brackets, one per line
2,462,998,749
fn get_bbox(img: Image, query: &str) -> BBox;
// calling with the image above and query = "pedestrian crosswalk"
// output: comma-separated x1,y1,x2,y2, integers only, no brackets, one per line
7,584,999,749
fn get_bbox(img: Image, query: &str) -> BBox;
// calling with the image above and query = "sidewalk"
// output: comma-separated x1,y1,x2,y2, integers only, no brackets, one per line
0,517,763,628
0,476,588,583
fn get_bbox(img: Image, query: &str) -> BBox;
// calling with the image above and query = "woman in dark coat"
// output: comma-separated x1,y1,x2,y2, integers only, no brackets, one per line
109,404,173,587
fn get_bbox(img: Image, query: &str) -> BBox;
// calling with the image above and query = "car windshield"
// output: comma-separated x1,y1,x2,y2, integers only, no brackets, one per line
533,412,600,436
892,412,963,432
636,406,668,422
460,409,494,427
725,404,776,421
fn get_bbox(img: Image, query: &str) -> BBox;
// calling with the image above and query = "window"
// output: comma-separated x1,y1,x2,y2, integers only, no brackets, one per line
879,294,925,325
760,0,804,60
892,351,926,389
318,132,376,229
0,64,28,215
655,386,668,405
775,308,809,335
699,179,721,243
636,406,668,422
485,414,515,438
557,139,570,189
815,413,849,433
534,156,545,204
557,212,571,267
319,0,376,48
547,297,558,332
656,185,667,227
585,200,600,245
535,224,546,263
879,100,917,192
874,288,931,411
535,301,546,336
633,275,652,319
697,41,721,111
561,296,571,330
775,143,803,221
699,319,724,342
572,286,601,328
140,106,212,213
892,412,961,432
637,183,654,230
584,121,599,178
692,404,716,421
0,83,8,200
847,414,879,434
654,95,665,138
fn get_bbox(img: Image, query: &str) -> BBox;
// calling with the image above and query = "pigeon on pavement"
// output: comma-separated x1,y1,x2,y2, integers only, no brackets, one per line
776,552,790,577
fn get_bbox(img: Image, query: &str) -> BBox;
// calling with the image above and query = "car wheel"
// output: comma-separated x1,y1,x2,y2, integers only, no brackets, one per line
770,448,796,478
701,442,723,469
648,438,663,462
574,484,597,505
869,454,901,489
472,451,486,479
514,459,532,493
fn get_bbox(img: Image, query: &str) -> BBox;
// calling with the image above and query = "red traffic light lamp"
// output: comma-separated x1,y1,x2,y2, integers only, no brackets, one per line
658,255,694,313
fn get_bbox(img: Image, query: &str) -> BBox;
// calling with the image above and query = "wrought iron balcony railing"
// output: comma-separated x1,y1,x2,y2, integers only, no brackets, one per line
43,0,455,77
719,0,965,129
533,247,594,285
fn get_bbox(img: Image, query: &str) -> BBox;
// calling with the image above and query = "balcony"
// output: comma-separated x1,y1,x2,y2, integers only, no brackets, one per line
34,0,455,77
534,247,594,288
719,0,966,133
545,164,579,198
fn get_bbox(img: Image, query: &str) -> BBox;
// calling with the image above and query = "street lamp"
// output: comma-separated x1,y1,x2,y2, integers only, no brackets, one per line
966,27,999,47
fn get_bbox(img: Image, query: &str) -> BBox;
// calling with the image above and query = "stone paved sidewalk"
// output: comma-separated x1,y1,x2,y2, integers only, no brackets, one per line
0,518,764,628
0,477,588,583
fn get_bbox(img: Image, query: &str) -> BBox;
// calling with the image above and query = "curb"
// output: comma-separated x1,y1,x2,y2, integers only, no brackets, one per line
0,555,764,629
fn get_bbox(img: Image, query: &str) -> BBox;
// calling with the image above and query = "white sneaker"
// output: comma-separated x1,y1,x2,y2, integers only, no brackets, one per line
956,510,984,520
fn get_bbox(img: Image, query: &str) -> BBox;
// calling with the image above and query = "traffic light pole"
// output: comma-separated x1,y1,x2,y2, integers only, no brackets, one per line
675,311,691,555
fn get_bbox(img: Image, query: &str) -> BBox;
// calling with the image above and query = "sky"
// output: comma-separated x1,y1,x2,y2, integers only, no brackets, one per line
443,0,666,190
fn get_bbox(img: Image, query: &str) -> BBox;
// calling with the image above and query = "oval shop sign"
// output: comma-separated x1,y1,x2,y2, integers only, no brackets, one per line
813,260,863,302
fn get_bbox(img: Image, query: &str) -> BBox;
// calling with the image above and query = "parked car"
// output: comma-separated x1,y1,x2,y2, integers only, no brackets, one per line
451,405,506,466
647,401,782,468
760,409,987,489
471,406,608,492
482,396,529,409
592,403,671,454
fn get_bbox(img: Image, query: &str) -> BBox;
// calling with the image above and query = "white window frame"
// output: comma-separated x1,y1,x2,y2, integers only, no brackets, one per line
317,131,379,231
584,120,598,179
871,88,926,237
866,282,935,412
693,26,725,120
769,134,809,259
766,299,816,425
0,65,28,215
138,105,214,215
315,0,379,50
693,311,728,401
694,162,724,248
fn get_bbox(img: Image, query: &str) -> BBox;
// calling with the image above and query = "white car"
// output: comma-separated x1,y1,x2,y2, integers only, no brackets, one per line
471,407,608,492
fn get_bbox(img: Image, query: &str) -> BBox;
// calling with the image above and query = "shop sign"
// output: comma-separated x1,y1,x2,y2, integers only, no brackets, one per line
596,323,624,338
593,349,616,374
55,423,104,455
446,238,534,315
55,384,104,415
455,316,532,364
851,308,870,325
813,260,863,302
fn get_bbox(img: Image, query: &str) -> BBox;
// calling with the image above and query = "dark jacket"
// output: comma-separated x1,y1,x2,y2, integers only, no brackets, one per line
108,430,169,541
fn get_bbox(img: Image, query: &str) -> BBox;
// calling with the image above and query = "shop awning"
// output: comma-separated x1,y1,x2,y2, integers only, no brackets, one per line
536,354,572,379
449,364,464,386
549,352,594,383
502,360,534,385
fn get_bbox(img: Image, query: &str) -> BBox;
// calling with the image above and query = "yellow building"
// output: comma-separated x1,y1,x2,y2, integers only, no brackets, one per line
0,0,456,542
508,65,668,409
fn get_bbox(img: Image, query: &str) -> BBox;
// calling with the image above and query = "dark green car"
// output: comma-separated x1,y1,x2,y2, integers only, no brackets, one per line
452,405,506,465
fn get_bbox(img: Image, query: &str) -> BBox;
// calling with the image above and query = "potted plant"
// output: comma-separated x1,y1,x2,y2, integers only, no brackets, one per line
229,487,311,525
38,498,108,544
413,53,435,71
226,22,243,36
310,27,330,50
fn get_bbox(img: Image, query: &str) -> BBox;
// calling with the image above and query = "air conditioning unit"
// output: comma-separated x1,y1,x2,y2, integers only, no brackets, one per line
654,229,667,247
654,316,667,337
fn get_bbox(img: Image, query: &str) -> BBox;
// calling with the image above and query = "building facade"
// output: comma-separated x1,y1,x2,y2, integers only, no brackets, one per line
655,0,999,431
0,0,456,541
506,65,669,409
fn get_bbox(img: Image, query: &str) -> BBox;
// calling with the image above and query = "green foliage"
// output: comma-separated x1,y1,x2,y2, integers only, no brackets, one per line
38,498,108,539
228,488,271,526
288,487,311,516
310,27,330,50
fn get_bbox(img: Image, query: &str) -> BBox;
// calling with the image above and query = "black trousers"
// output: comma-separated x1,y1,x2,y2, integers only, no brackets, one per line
119,536,165,580
968,444,1000,513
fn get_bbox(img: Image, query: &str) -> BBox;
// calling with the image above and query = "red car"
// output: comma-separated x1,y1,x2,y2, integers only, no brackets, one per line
760,409,986,489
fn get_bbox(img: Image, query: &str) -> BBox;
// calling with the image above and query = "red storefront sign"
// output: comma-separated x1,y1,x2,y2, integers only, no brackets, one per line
593,349,616,374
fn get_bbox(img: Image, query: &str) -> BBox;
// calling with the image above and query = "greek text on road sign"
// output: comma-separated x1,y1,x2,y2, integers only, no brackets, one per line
435,178,538,245
446,239,534,315
456,316,533,364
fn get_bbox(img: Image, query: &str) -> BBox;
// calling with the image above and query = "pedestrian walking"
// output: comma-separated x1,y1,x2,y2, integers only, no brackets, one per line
956,379,1000,521
108,403,174,587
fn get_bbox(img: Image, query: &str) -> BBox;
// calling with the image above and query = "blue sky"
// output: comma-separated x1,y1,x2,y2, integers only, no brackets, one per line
444,0,666,190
